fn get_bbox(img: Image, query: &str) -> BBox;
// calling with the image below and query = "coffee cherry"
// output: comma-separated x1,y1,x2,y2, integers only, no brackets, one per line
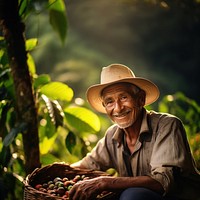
55,181,64,187
54,177,62,183
48,183,55,190
34,174,93,197
73,175,81,182
62,177,69,182
63,180,72,187
35,184,42,189
67,185,73,191
57,187,65,195
42,183,48,188
48,180,53,185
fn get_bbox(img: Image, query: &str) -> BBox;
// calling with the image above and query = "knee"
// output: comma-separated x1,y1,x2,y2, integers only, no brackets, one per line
119,187,162,200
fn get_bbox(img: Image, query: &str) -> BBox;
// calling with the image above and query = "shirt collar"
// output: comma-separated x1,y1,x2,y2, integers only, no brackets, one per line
140,109,150,134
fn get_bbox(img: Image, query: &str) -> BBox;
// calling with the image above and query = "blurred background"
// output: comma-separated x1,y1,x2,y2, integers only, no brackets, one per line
26,0,200,105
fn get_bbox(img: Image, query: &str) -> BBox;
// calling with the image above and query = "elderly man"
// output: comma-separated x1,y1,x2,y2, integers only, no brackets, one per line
69,64,200,200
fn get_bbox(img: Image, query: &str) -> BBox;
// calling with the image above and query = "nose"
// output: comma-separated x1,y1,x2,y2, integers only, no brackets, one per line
113,99,123,112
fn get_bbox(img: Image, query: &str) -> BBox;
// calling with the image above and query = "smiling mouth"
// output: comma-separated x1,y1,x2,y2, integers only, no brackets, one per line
113,110,131,118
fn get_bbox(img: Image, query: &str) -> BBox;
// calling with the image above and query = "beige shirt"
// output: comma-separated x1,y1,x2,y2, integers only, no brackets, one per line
80,109,200,200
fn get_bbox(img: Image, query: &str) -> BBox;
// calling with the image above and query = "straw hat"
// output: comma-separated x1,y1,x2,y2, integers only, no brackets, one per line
86,63,160,113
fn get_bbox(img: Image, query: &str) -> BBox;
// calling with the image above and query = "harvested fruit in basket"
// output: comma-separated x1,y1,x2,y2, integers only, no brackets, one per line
34,175,89,199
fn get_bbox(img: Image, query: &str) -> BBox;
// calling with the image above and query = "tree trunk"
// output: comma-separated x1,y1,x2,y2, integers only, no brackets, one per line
0,0,41,174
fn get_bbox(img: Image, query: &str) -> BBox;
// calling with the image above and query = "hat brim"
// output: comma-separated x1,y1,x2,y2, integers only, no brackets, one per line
86,77,160,113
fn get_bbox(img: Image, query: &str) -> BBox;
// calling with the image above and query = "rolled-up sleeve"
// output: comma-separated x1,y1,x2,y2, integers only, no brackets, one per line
77,127,116,171
150,166,174,194
149,115,193,194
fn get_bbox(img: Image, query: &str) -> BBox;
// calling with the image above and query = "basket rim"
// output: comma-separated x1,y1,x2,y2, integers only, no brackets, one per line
24,162,109,183
24,162,115,200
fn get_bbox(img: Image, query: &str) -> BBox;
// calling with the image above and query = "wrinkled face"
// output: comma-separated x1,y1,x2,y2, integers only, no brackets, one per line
101,83,145,128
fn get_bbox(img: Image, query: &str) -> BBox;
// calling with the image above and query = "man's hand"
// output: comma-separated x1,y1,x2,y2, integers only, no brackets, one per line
68,174,164,200
69,176,107,200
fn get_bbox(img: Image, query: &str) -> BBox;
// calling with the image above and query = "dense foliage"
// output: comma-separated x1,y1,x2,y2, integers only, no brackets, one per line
0,37,102,199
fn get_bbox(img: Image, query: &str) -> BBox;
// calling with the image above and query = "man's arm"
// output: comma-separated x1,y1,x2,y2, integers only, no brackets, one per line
70,161,87,169
69,175,164,200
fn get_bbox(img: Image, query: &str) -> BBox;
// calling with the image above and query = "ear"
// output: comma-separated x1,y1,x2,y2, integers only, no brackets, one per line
138,90,146,106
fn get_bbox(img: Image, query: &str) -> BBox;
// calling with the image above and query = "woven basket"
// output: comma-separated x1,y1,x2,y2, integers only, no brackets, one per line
24,163,118,200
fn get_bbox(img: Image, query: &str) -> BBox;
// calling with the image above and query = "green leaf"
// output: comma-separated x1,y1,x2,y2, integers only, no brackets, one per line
158,92,200,138
26,38,38,51
39,120,56,139
3,77,15,100
80,138,88,157
49,0,67,44
39,112,56,139
40,134,57,154
0,103,10,137
65,131,76,154
0,49,4,59
0,145,12,168
3,123,27,147
0,68,10,80
64,107,101,134
52,100,64,127
27,53,36,75
40,153,60,165
49,0,65,11
41,94,64,128
33,74,51,89
19,0,29,18
0,49,9,66
0,37,6,49
40,82,73,101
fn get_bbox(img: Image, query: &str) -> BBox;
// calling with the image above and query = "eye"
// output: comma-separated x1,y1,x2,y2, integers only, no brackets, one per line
103,98,114,107
120,95,128,101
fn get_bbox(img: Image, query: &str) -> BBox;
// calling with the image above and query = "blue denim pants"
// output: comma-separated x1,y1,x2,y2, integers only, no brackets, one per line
119,188,178,200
